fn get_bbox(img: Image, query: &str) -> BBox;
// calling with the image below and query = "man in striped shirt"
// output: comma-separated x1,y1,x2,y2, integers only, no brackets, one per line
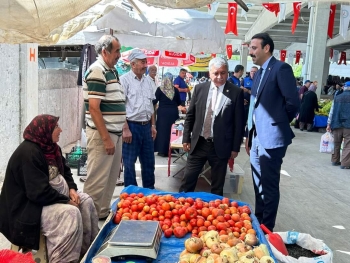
83,35,126,220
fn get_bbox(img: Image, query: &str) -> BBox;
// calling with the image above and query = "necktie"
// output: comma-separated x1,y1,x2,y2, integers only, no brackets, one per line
203,88,218,139
247,68,263,131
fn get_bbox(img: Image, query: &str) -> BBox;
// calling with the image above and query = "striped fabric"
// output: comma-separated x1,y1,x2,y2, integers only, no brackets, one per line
83,58,126,135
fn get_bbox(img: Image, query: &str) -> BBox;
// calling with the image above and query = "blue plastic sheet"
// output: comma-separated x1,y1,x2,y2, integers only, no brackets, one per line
314,115,328,128
84,186,276,263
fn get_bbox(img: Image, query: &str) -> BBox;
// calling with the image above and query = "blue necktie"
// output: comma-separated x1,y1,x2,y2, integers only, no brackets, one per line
247,68,263,131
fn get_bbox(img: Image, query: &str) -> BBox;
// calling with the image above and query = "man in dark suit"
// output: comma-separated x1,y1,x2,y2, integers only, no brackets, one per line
179,57,245,196
246,33,299,231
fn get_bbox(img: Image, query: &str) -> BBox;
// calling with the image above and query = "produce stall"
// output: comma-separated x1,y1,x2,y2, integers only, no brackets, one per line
82,186,277,263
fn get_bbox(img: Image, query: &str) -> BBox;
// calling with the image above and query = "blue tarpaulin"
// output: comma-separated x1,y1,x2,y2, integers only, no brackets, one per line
84,186,276,263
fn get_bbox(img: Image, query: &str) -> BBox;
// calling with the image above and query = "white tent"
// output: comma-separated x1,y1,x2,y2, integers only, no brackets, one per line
83,0,225,53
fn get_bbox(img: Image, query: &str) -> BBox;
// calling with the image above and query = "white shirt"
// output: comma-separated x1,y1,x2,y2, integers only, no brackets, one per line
200,82,225,137
147,75,158,94
120,70,156,122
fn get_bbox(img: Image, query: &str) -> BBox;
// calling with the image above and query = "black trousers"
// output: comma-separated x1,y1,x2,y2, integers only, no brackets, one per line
179,137,229,196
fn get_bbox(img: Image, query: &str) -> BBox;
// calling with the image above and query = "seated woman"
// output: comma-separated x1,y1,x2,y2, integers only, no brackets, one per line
0,114,99,263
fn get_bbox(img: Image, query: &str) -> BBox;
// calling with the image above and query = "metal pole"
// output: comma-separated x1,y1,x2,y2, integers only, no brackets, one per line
303,4,315,81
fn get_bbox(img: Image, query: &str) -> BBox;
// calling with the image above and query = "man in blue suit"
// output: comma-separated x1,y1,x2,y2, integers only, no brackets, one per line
246,33,299,231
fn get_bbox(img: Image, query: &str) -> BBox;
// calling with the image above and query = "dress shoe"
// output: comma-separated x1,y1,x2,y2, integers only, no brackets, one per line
332,162,341,166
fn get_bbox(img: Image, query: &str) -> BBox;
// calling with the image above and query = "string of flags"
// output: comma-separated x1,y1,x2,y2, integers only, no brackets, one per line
212,2,350,39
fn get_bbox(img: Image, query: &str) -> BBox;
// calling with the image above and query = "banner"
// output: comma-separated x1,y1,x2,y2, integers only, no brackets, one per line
211,53,216,58
280,50,287,62
164,51,187,59
225,3,238,35
295,50,301,64
263,3,280,16
332,50,339,63
227,44,233,59
292,2,302,34
340,5,350,39
328,4,336,39
278,3,286,23
338,51,347,65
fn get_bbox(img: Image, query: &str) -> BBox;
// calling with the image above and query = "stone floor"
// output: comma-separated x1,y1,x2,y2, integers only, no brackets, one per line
1,128,350,262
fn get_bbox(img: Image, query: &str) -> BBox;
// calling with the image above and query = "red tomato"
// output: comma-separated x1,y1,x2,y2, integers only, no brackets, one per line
164,211,173,219
173,226,187,238
196,218,205,227
185,197,194,205
222,198,230,205
195,201,204,209
164,228,173,238
185,207,197,220
201,207,211,218
207,225,217,231
216,222,227,231
230,201,239,208
113,214,121,224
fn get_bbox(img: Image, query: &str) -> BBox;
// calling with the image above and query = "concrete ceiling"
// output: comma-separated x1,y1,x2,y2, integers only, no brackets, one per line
197,2,350,53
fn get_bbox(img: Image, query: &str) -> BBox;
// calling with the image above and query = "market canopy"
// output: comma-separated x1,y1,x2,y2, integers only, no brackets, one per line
84,0,226,53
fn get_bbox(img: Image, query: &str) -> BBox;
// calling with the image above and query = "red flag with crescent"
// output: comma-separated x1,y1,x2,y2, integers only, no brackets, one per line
227,45,233,59
330,48,333,59
211,53,216,58
225,3,238,35
295,50,301,64
338,51,347,65
328,4,336,39
280,50,287,62
262,3,280,16
291,2,302,34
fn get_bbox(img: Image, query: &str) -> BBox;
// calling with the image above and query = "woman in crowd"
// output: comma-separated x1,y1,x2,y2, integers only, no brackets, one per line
153,73,182,157
0,114,98,263
299,84,319,131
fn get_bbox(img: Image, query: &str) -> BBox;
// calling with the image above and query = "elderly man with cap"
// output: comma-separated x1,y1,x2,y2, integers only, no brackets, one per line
327,81,350,169
83,35,125,220
120,49,157,189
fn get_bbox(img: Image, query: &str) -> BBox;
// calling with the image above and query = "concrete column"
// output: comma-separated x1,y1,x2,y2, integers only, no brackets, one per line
19,44,38,136
239,46,248,72
322,47,331,93
306,2,330,98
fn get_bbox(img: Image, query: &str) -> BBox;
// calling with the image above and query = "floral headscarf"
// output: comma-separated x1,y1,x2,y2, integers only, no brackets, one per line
23,114,64,174
160,72,175,100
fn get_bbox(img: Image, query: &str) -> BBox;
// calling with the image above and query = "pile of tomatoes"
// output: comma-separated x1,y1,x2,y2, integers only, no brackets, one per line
114,192,255,239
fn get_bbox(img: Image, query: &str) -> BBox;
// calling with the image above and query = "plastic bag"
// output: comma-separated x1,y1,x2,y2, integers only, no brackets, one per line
0,249,35,263
81,128,87,148
267,231,332,263
319,132,334,153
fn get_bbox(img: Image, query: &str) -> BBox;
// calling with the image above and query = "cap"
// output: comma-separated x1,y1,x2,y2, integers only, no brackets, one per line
128,49,147,61
304,80,311,84
344,81,350,87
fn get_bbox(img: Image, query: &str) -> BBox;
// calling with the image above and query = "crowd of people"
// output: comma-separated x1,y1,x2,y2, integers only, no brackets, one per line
1,32,350,262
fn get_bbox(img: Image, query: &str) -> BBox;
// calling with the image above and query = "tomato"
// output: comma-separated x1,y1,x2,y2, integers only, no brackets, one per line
222,197,230,205
216,222,227,231
201,207,211,218
164,211,173,219
162,224,170,231
173,226,187,238
231,213,240,222
180,214,187,221
235,222,243,228
113,214,121,224
204,220,211,227
198,226,207,232
121,200,131,208
137,193,144,198
161,202,171,211
185,207,197,220
212,208,224,218
230,201,239,208
207,225,216,231
151,211,158,217
196,218,204,227
224,214,231,221
172,209,179,216
195,201,204,209
120,193,129,199
164,228,173,238
185,197,194,205
189,218,197,227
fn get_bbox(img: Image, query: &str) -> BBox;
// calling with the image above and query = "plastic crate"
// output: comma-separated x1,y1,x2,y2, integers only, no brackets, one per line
65,147,87,169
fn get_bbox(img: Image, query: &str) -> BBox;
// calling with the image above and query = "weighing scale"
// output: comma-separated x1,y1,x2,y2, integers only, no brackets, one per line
96,220,162,260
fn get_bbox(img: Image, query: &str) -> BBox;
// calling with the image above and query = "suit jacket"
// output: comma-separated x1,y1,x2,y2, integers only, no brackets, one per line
183,81,245,159
249,56,299,149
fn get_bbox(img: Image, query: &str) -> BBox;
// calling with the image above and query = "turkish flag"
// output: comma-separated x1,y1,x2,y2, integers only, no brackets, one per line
280,50,287,62
211,53,216,58
338,51,347,65
225,3,238,35
263,3,280,16
328,4,336,39
295,50,301,64
227,45,233,59
330,48,333,59
292,2,302,34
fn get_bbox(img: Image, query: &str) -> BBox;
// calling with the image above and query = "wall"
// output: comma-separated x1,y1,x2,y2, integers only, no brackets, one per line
0,50,82,179
0,44,21,179
38,69,83,148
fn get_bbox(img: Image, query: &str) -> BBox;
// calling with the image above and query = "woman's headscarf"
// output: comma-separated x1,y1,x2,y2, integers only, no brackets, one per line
308,84,317,92
23,114,64,174
160,72,175,100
